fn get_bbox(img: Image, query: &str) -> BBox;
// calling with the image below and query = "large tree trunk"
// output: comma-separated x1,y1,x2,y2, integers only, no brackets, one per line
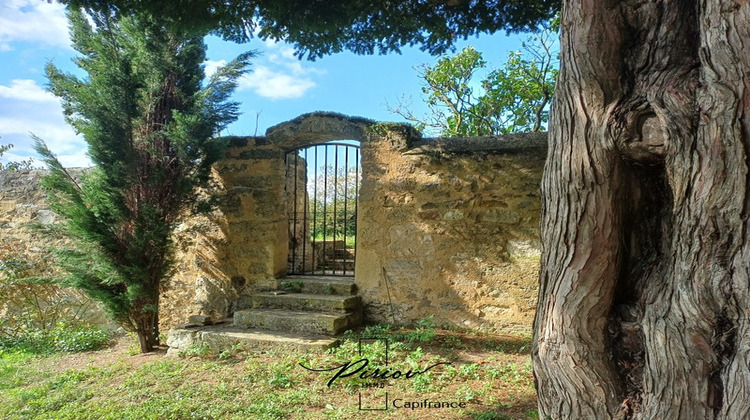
533,0,750,418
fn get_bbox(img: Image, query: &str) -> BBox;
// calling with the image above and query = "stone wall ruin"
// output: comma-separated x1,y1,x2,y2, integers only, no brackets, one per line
0,112,547,335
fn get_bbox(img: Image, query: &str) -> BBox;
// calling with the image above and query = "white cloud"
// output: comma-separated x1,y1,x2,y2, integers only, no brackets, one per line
239,65,316,99
0,79,88,168
47,153,91,168
203,59,227,79
234,43,325,100
206,50,323,100
0,0,70,50
0,79,57,103
269,47,297,62
264,37,280,48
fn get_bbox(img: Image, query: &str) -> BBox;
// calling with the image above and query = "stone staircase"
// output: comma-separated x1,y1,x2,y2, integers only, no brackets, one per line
322,248,355,273
166,275,361,355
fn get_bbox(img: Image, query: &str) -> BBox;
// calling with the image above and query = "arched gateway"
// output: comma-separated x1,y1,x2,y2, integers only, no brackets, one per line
265,113,373,278
285,142,360,276
162,112,545,355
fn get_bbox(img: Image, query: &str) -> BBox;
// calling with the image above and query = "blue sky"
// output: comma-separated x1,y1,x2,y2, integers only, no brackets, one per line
0,0,526,167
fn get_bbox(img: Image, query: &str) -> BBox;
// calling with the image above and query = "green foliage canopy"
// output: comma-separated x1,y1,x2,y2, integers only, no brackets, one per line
391,24,558,136
57,0,560,59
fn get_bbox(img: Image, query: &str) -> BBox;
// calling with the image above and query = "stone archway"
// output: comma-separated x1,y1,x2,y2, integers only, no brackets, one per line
265,113,379,278
265,112,374,150
161,112,421,331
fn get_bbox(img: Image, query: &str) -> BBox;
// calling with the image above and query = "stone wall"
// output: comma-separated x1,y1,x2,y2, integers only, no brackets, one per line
161,137,290,330
0,171,63,285
0,170,58,234
286,156,314,273
0,170,110,327
0,113,547,335
356,131,546,333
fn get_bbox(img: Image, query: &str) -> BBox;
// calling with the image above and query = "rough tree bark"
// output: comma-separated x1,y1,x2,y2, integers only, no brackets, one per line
133,298,160,353
533,0,750,418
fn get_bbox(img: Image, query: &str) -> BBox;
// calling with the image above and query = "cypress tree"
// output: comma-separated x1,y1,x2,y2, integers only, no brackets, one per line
35,9,252,352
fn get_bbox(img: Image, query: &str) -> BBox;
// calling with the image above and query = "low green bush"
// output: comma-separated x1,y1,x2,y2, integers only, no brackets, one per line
0,324,113,354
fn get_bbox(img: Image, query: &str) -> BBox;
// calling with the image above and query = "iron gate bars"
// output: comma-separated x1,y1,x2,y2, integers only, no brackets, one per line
285,142,360,276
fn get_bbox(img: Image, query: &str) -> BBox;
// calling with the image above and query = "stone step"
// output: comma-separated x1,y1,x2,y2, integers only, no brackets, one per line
234,308,361,335
323,249,354,259
166,324,338,356
328,259,355,270
281,275,357,295
252,292,361,312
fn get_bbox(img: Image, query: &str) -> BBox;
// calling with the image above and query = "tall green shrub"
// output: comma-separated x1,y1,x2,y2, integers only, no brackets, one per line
35,9,252,352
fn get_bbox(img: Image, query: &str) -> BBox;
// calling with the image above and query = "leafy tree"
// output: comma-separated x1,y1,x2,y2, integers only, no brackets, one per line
478,24,557,133
390,25,557,136
35,9,252,353
54,1,750,417
390,46,488,136
308,164,358,241
56,0,559,58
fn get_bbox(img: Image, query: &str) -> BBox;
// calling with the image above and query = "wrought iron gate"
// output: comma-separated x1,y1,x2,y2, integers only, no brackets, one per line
286,142,360,276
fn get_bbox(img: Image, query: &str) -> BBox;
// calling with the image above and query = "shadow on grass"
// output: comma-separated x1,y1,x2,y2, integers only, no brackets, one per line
464,396,539,420
433,332,532,355
343,324,533,355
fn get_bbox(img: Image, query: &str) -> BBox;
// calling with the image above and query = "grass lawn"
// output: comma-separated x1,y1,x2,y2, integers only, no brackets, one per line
0,325,537,419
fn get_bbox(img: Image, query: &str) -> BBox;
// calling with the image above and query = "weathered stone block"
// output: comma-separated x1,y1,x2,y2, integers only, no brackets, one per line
166,325,338,356
418,210,440,220
237,149,283,160
479,209,521,224
442,210,464,220
188,315,213,325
